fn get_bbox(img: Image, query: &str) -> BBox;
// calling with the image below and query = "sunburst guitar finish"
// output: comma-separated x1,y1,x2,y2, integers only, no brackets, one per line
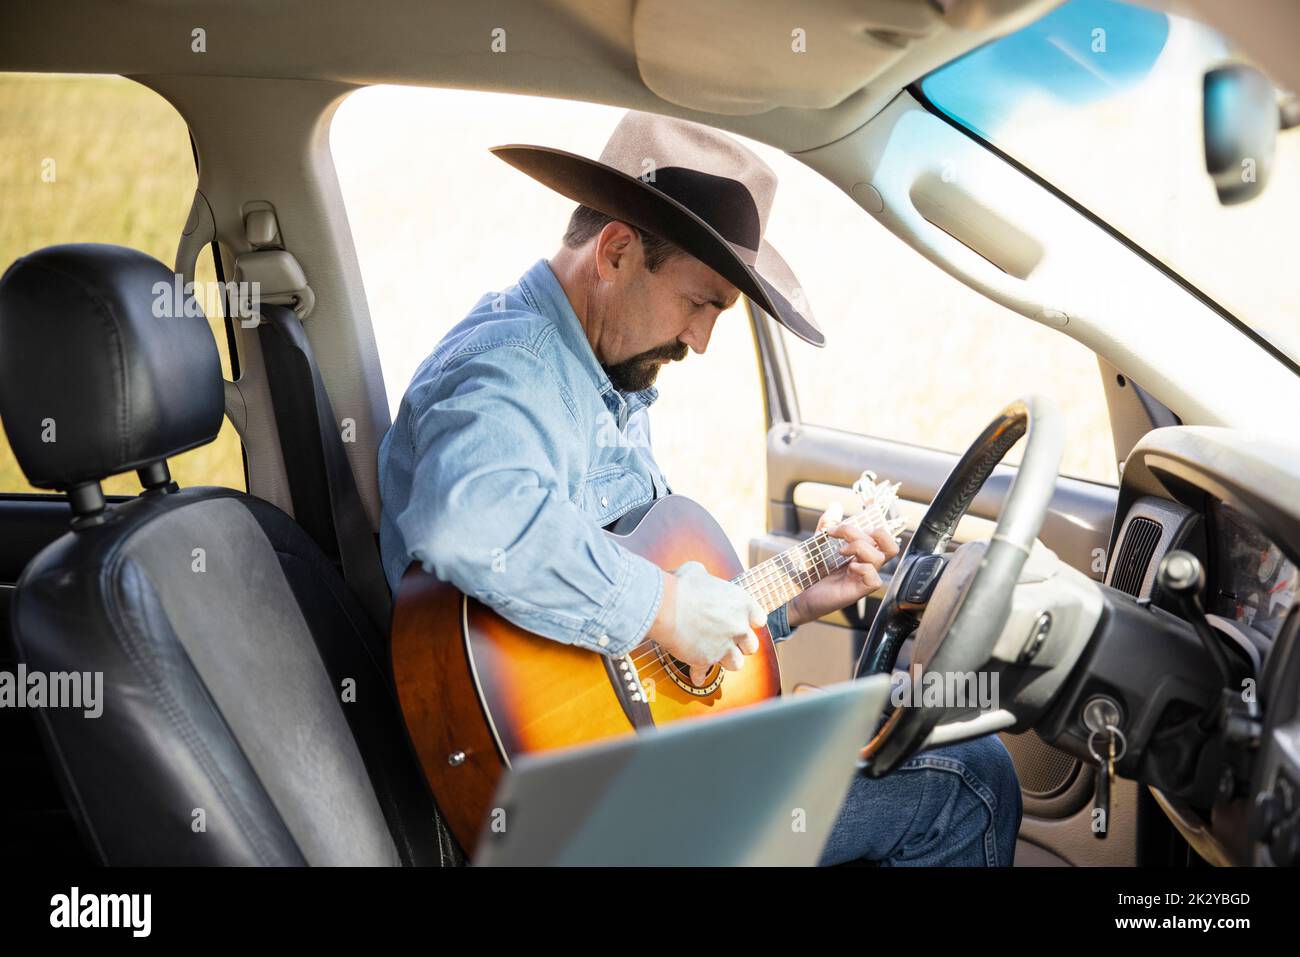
391,488,902,854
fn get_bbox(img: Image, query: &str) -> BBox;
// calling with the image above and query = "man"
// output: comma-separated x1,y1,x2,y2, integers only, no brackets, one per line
379,111,1022,866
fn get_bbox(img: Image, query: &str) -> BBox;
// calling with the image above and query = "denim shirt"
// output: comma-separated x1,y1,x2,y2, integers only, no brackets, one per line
378,258,793,657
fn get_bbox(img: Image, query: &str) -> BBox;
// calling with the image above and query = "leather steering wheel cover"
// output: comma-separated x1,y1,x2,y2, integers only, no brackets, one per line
859,396,1065,776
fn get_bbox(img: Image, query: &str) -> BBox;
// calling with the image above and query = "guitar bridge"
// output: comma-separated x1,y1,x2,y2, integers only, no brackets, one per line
602,653,655,729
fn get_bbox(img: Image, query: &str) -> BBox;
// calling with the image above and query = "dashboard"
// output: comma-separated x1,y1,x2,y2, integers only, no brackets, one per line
1107,425,1300,865
1107,451,1300,649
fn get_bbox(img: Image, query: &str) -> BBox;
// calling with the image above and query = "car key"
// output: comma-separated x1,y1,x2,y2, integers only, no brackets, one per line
1091,726,1118,840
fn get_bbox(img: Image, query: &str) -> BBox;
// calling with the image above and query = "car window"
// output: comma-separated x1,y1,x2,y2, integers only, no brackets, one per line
331,87,766,556
921,0,1300,368
755,141,1119,486
332,87,1115,564
0,73,245,494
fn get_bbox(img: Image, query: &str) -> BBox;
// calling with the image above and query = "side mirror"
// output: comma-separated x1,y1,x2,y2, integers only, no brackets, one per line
1203,64,1280,205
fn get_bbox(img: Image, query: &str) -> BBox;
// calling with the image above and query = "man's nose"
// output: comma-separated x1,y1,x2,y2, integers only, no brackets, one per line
681,314,717,355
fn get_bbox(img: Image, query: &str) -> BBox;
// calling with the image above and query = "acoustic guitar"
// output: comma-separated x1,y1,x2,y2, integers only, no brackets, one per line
391,476,903,852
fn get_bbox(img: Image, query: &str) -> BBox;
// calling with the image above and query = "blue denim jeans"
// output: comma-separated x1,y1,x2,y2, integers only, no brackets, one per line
818,735,1022,866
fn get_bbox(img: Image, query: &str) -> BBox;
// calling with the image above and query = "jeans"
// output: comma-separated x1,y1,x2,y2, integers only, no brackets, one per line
818,734,1023,867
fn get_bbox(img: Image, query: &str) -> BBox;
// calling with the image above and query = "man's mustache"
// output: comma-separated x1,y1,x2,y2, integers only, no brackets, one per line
633,340,689,364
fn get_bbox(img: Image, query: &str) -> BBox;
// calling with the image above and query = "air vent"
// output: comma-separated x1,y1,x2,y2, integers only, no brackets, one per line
1111,516,1163,596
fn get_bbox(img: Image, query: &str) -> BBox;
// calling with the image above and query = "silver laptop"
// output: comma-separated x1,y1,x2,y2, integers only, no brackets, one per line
473,675,891,866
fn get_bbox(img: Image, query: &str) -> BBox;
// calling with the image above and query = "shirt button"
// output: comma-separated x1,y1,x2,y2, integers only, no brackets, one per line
597,635,610,648
600,496,608,509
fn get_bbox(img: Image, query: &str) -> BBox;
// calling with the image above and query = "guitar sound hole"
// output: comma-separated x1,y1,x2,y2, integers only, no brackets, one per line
660,651,723,695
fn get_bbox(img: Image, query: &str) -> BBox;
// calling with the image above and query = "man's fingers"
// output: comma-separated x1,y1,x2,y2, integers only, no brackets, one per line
816,500,844,533
736,631,759,656
827,516,899,563
872,525,901,558
849,561,884,591
746,597,766,630
690,663,712,687
828,516,886,564
840,535,885,566
828,517,863,542
719,644,745,672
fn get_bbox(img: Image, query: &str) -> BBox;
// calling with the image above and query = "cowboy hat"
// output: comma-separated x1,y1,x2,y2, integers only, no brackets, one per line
491,110,823,347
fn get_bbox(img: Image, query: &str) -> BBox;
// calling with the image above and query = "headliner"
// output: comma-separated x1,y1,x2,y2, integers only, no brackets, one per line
0,0,1060,152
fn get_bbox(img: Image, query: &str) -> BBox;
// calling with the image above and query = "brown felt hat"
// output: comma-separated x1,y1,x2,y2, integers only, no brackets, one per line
492,110,822,347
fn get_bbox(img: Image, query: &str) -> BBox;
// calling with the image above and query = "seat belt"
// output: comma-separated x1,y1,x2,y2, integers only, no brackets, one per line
257,303,393,643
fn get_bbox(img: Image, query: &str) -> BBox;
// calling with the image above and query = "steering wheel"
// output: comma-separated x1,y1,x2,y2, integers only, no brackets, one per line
856,395,1065,777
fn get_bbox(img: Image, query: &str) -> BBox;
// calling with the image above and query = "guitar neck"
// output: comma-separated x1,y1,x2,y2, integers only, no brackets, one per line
733,489,905,615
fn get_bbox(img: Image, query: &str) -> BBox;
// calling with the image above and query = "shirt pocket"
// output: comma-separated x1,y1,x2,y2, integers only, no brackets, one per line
577,463,652,525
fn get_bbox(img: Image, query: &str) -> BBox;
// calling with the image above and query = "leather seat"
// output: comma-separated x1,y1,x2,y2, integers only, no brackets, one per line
0,243,459,865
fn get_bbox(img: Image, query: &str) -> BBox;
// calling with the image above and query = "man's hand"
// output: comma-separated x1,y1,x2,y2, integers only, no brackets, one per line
788,502,899,628
648,561,766,687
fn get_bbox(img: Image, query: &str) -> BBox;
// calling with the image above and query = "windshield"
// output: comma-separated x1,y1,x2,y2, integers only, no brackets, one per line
921,0,1300,367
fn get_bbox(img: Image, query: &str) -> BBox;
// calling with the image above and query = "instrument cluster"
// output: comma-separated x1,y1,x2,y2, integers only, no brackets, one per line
1209,499,1299,640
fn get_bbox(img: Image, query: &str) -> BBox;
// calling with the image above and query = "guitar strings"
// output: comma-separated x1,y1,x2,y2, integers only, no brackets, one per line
735,502,893,604
623,496,905,686
624,539,859,685
624,499,899,674
485,498,907,733
737,494,901,599
624,521,858,670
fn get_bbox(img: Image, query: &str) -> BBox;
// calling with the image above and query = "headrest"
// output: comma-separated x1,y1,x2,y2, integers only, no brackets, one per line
0,243,225,490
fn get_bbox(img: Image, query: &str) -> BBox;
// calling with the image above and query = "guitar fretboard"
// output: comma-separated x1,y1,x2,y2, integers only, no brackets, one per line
735,479,906,615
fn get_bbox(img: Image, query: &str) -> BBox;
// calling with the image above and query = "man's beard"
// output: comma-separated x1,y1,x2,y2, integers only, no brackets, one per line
602,339,689,392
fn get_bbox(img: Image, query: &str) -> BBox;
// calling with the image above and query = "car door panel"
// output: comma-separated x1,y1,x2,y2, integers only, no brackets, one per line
762,424,1117,573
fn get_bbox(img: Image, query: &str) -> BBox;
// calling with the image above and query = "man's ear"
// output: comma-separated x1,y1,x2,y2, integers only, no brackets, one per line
593,221,638,283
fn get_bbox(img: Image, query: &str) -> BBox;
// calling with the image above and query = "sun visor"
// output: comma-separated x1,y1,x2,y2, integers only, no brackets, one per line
631,0,943,116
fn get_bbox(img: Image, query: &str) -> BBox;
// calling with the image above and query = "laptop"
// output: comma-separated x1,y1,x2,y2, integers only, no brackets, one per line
473,675,891,866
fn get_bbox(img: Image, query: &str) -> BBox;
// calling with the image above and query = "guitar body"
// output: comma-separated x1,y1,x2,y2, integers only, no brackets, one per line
391,494,782,854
